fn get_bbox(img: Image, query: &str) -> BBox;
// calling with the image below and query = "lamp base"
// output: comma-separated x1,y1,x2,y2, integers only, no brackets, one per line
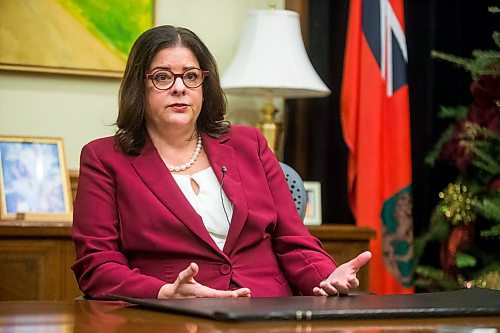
258,121,281,154
257,101,281,155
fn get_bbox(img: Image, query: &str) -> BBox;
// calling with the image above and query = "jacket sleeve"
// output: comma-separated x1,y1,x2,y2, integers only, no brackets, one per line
71,142,165,299
254,128,338,295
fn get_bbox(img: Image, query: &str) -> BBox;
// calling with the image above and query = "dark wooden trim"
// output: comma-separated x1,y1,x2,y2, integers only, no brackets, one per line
308,224,376,241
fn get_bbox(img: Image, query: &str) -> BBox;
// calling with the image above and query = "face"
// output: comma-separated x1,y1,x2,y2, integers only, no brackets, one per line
145,46,204,135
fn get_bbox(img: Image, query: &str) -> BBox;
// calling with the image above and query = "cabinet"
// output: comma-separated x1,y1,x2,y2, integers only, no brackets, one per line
0,221,80,301
0,222,374,300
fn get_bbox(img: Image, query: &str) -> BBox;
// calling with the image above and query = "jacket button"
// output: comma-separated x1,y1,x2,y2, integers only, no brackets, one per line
220,264,231,275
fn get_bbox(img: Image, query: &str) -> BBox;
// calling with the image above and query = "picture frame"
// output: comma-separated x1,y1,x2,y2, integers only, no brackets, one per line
303,181,322,225
0,0,154,78
0,136,73,222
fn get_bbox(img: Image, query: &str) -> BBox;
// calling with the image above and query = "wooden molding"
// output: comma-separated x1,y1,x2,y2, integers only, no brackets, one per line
69,169,79,202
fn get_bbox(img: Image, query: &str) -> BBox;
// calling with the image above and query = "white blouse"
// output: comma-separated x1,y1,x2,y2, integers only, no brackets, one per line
171,167,234,250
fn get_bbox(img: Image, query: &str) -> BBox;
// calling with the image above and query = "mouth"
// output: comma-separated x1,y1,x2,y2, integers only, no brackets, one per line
168,103,190,111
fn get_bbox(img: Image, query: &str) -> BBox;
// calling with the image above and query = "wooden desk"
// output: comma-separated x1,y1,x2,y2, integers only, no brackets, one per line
0,300,499,333
0,222,374,301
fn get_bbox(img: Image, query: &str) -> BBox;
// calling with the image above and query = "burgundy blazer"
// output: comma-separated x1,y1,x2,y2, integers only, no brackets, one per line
72,125,336,298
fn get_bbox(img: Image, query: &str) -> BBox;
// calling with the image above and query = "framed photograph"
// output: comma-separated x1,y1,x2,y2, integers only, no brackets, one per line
0,0,154,77
0,136,73,222
304,181,322,225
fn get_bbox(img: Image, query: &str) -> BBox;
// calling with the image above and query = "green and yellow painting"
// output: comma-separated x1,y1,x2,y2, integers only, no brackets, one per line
0,0,153,76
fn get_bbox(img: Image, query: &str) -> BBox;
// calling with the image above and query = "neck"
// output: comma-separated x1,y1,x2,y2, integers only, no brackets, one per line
147,126,198,150
147,127,203,172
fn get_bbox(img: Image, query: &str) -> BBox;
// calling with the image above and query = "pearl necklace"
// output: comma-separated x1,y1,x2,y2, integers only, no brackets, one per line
167,134,203,172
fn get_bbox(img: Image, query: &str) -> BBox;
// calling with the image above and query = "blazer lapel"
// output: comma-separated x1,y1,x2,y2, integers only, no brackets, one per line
130,138,223,255
202,133,249,255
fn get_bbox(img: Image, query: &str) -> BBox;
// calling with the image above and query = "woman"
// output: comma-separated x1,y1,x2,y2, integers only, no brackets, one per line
72,25,371,299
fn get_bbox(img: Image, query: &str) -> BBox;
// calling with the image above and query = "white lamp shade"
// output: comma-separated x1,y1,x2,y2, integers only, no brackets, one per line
222,9,331,98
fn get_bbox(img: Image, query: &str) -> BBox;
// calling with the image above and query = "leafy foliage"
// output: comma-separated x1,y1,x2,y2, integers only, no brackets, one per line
414,19,500,291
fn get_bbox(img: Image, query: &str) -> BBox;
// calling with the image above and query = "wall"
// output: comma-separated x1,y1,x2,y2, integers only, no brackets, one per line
0,0,284,170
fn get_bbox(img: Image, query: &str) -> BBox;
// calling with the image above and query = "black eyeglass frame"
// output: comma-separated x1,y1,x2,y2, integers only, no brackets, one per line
145,68,210,90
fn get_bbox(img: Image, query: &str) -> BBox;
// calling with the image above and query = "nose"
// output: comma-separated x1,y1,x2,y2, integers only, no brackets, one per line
171,76,186,95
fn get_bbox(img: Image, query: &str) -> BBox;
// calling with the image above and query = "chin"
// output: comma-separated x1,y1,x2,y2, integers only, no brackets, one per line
166,118,197,129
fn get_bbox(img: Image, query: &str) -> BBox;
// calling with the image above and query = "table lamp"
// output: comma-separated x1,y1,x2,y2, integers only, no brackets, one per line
221,8,331,154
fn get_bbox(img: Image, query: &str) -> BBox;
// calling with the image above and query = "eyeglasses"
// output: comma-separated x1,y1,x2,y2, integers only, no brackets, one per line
145,68,209,90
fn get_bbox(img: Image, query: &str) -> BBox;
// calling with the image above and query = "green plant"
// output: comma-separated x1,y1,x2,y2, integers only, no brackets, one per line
414,10,500,291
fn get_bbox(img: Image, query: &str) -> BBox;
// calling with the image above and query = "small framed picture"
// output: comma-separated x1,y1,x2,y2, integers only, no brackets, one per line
0,136,73,222
303,181,322,225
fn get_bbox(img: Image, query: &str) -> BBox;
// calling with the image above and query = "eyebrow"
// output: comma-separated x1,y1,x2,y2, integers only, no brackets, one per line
149,65,198,72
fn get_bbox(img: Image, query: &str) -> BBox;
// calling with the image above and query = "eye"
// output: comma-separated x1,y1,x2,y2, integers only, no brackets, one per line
153,71,172,82
184,70,200,81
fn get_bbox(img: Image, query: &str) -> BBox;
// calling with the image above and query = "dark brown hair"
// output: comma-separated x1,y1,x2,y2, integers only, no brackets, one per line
115,25,230,155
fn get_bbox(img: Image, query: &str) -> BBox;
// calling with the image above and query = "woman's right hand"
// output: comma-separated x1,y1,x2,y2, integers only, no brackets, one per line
157,262,252,299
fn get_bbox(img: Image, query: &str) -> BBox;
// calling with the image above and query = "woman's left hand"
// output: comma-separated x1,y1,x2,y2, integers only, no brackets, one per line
313,251,372,296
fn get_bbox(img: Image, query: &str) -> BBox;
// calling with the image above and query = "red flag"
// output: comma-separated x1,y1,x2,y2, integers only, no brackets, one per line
341,0,414,294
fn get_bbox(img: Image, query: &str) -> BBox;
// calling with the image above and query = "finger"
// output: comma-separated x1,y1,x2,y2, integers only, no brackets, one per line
200,288,249,298
313,287,329,296
185,323,198,333
319,281,340,296
191,284,251,298
337,285,352,295
347,276,360,289
233,287,252,297
331,282,350,295
347,251,372,271
178,262,199,283
323,278,354,295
